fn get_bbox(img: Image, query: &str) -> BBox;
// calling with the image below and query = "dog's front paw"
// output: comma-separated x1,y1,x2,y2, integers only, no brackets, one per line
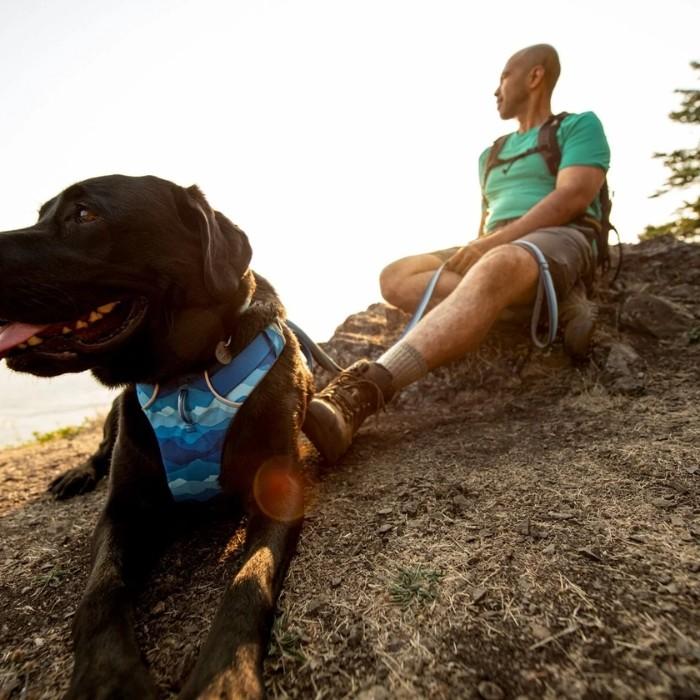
49,463,99,499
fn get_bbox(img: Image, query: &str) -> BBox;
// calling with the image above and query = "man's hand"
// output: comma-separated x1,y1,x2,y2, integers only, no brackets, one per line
445,240,489,276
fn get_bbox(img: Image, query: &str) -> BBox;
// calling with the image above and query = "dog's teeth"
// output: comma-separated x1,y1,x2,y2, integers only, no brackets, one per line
97,303,117,314
27,336,43,346
62,326,72,334
88,312,103,323
75,320,88,330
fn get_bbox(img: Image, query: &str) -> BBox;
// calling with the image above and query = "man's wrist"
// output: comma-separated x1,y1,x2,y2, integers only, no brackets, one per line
487,222,526,246
470,237,492,255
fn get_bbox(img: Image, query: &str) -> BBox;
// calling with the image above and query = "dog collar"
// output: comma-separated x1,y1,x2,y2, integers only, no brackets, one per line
136,323,285,502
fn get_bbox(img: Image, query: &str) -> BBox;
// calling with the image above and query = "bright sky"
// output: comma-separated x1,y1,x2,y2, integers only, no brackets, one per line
0,0,698,442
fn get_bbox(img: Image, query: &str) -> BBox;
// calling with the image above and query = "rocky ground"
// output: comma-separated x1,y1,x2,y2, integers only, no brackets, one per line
0,235,698,699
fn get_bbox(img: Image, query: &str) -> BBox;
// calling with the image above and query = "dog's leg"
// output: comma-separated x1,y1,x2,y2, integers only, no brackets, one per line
178,459,304,700
49,395,119,499
67,503,164,699
66,391,171,700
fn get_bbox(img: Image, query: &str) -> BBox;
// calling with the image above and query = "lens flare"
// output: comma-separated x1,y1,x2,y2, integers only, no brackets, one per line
253,458,304,522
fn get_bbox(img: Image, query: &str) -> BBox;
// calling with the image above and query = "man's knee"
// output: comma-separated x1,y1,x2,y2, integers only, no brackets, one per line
464,243,539,302
380,253,443,307
379,260,405,306
477,243,536,275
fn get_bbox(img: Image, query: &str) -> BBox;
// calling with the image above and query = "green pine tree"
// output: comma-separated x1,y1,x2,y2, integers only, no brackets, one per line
642,61,699,240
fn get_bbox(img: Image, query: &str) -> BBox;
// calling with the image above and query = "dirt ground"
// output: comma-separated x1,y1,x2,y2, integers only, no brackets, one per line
0,235,698,699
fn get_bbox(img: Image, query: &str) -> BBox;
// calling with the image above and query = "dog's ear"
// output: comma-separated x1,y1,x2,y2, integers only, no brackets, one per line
174,184,252,301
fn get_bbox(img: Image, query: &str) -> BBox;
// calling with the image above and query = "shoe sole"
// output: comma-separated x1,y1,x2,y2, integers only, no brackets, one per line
302,400,350,465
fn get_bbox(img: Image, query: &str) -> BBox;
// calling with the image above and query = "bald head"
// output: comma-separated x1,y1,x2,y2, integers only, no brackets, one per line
494,43,560,120
510,44,561,93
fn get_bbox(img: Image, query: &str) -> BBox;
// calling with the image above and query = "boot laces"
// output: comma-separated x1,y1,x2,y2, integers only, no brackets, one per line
321,366,386,426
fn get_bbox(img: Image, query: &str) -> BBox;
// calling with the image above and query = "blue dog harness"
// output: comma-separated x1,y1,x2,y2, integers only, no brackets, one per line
136,323,286,502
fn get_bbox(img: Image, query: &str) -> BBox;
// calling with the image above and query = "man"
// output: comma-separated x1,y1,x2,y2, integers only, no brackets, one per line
304,44,610,465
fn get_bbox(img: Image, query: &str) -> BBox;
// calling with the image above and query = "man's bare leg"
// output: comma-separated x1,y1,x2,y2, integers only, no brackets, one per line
380,253,463,313
399,245,538,372
304,244,540,463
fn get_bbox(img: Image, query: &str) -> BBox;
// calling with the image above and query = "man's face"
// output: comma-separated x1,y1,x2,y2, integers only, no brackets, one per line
494,55,530,120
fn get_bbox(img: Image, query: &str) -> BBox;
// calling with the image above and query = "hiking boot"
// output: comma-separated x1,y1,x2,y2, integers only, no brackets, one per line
560,282,597,360
303,360,394,464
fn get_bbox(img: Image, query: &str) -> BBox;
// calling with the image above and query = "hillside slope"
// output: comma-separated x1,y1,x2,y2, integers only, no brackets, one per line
0,235,698,699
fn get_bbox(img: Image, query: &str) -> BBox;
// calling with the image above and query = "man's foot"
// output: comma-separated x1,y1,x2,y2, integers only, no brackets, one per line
303,360,394,464
560,282,597,360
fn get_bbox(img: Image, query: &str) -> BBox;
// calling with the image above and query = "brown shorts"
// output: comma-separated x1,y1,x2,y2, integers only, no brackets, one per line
430,226,594,301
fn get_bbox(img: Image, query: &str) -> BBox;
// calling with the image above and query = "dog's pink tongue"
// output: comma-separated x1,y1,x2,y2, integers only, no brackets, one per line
0,322,49,355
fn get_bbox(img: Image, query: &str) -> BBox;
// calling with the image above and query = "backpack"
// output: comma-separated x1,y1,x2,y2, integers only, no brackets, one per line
481,112,618,278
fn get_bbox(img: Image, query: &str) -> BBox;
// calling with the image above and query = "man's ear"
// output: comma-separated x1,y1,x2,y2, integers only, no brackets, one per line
528,64,546,89
174,184,252,302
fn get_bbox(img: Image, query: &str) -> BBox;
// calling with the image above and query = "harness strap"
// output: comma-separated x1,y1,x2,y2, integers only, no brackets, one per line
537,111,569,175
481,134,510,199
481,113,566,203
135,323,286,503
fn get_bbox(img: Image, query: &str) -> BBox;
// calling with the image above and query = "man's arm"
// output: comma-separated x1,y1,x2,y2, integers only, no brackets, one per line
447,165,605,274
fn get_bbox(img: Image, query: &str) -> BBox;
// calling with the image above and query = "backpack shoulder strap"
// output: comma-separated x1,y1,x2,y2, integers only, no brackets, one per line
537,111,619,277
537,111,569,175
481,134,510,189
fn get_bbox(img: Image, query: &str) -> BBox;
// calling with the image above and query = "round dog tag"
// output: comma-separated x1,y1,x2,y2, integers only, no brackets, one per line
215,339,233,365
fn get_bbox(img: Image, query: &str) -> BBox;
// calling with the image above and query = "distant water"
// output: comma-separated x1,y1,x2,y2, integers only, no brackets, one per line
0,365,116,447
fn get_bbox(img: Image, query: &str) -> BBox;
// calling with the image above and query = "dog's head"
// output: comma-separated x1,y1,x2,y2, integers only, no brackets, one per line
0,175,253,384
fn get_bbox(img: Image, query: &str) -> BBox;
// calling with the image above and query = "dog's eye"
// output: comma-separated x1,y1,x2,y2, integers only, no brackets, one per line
76,207,98,224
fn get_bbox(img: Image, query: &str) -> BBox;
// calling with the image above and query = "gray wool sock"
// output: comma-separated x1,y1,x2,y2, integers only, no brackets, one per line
376,341,429,392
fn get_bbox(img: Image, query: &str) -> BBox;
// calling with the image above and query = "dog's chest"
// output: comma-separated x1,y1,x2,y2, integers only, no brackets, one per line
136,324,285,502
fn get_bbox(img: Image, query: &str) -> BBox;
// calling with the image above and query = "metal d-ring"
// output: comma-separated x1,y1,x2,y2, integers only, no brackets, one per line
204,370,243,408
141,384,160,410
177,387,194,425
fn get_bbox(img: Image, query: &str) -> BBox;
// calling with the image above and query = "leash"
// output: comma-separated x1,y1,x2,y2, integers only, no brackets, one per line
511,240,558,348
288,262,447,371
291,241,560,371
401,263,447,337
286,320,344,375
401,245,558,349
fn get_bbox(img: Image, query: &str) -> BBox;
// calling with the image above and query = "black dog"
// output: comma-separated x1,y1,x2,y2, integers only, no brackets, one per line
0,175,313,698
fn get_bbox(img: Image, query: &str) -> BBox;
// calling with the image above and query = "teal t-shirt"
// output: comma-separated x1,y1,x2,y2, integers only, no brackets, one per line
478,111,610,233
